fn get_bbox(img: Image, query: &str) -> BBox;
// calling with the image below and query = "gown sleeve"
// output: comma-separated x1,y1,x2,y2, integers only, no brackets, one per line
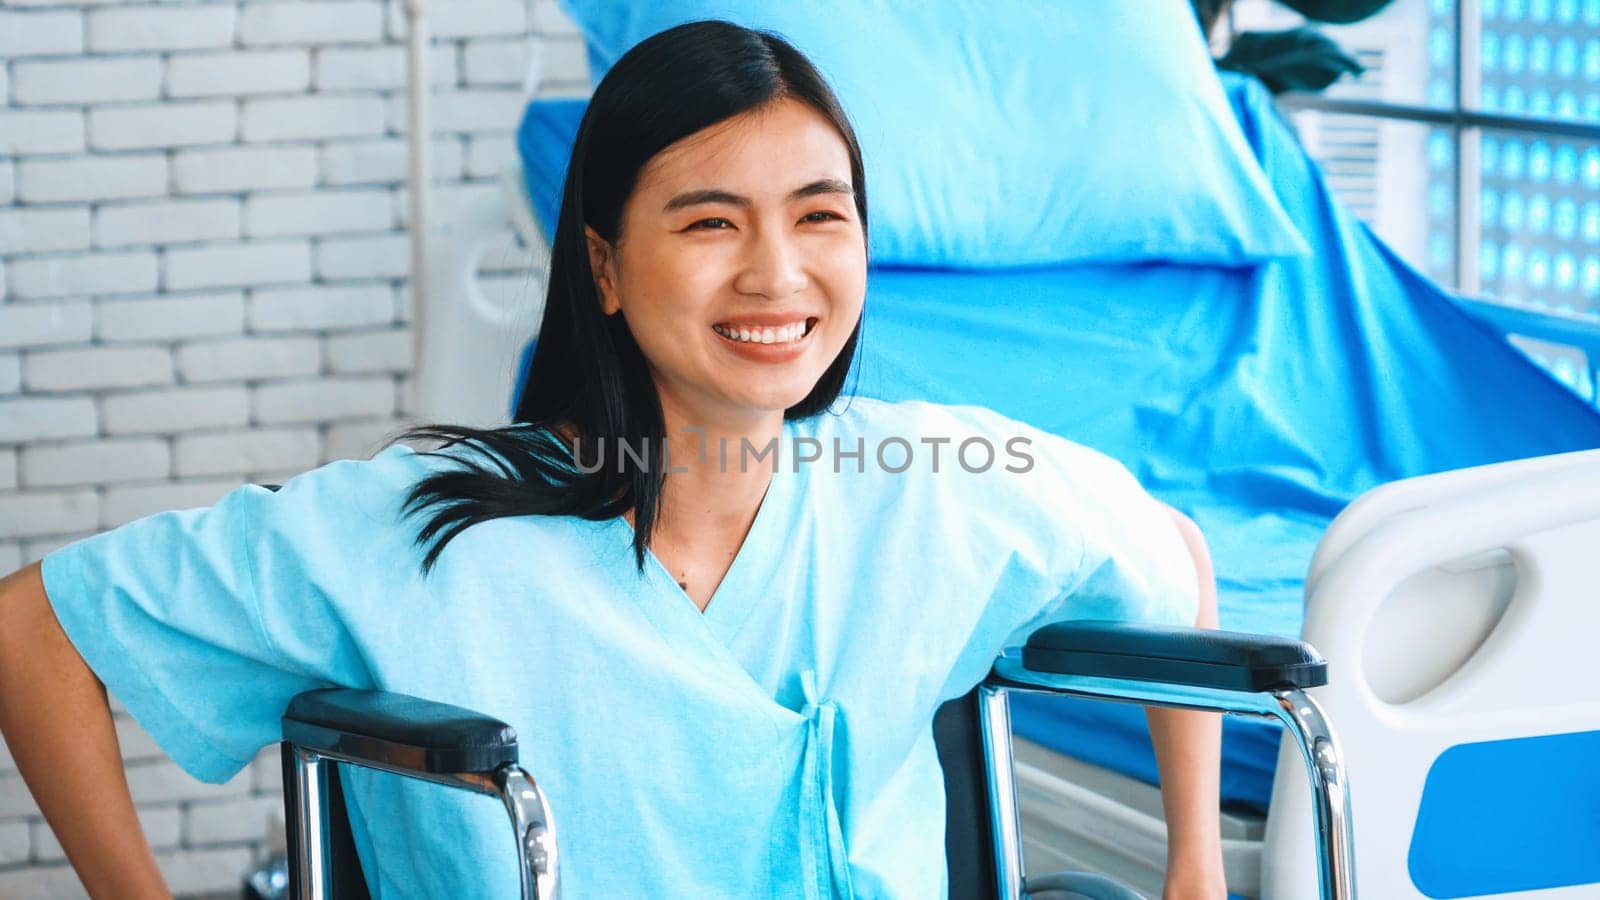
931,404,1202,700
38,445,432,784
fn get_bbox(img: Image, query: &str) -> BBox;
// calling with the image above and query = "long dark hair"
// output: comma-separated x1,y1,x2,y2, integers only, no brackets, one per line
401,20,869,574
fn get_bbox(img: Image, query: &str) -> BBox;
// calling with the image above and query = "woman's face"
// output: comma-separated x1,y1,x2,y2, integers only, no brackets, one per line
587,97,867,429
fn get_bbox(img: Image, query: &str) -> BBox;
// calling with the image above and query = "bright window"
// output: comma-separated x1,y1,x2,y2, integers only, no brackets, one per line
1230,0,1600,403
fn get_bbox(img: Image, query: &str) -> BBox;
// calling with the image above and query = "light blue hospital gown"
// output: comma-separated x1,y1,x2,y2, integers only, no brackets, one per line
41,398,1197,899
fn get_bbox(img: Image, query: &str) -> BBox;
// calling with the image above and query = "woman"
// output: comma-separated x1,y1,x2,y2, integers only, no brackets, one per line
0,21,1225,900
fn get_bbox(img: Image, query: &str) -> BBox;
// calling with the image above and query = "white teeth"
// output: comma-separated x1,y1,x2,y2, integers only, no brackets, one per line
715,321,810,344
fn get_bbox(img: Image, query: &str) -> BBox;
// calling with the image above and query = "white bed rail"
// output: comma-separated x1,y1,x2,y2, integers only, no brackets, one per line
1264,450,1600,898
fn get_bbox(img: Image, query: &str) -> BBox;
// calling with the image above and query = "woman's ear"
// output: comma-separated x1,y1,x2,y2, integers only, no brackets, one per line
584,226,622,316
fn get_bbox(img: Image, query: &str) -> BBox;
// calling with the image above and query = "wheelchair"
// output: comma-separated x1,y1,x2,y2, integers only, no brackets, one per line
267,620,1353,899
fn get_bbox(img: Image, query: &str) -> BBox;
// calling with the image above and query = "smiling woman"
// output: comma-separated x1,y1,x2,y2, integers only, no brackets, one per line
3,18,1223,900
401,22,870,574
587,100,864,423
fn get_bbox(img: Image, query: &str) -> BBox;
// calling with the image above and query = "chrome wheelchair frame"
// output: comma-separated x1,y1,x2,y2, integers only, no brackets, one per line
276,621,1353,900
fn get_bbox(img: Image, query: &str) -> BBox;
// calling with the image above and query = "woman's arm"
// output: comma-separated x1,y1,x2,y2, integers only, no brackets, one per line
0,563,171,899
1145,505,1228,900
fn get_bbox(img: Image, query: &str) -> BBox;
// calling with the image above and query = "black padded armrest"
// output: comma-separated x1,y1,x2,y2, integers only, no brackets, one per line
1022,621,1326,692
283,688,519,775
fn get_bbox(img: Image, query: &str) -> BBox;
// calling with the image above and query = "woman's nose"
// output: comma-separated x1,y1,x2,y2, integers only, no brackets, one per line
734,230,809,300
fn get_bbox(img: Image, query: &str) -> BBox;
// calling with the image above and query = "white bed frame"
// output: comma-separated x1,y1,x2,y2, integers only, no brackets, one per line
1267,448,1600,899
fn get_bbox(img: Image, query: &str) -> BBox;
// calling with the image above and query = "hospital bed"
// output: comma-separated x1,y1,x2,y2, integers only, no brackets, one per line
399,63,1600,897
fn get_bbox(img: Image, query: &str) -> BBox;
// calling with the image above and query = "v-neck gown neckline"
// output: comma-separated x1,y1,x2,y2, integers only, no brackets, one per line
606,451,796,650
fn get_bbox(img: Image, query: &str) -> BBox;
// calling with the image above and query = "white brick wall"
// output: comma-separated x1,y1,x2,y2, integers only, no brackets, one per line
176,334,320,382
240,94,386,142
160,847,258,897
238,1,383,46
8,250,160,299
324,417,405,461
0,356,19,394
20,438,170,488
0,822,27,867
184,796,282,846
315,232,409,279
89,101,239,151
316,44,457,90
244,189,394,238
12,56,164,105
175,427,319,477
0,109,85,155
173,145,318,194
101,477,239,527
0,10,83,57
167,49,312,98
0,1,584,894
0,489,98,541
0,396,97,443
250,282,395,331
390,87,526,133
97,292,245,342
0,303,92,349
24,345,174,392
165,240,313,291
253,375,396,424
0,208,90,254
95,198,242,248
320,136,464,185
88,5,237,52
18,154,169,203
326,328,412,373
102,385,250,435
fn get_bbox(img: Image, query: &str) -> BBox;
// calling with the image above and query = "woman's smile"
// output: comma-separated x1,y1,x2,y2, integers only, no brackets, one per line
711,315,819,361
710,315,819,360
587,96,866,422
711,316,815,344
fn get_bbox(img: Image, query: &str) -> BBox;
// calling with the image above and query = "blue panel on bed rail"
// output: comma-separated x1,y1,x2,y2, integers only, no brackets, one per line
1407,730,1600,897
514,76,1600,813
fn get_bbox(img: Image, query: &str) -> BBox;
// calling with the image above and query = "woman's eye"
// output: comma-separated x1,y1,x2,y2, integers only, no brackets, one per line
689,218,733,230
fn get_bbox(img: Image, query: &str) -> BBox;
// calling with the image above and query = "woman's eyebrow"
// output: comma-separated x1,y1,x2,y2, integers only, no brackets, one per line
661,178,853,212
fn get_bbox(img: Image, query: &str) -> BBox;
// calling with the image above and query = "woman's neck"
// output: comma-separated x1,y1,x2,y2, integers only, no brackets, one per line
614,407,782,608
651,409,783,538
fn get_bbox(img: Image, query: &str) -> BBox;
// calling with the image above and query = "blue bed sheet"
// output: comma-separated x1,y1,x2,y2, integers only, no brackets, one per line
852,75,1600,813
514,75,1600,814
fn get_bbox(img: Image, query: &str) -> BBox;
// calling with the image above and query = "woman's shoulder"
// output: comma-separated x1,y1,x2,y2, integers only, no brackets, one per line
795,397,1028,441
258,441,501,535
271,443,443,501
790,397,1138,502
785,398,1045,489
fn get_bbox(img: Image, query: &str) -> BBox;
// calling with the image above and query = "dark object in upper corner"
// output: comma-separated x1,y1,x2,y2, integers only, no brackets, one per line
1278,0,1396,24
1193,0,1233,35
1191,0,1394,35
1191,0,1392,95
1218,27,1365,95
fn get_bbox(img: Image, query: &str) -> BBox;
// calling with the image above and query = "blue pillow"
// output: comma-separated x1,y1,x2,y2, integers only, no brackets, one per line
517,98,582,241
554,0,1309,269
